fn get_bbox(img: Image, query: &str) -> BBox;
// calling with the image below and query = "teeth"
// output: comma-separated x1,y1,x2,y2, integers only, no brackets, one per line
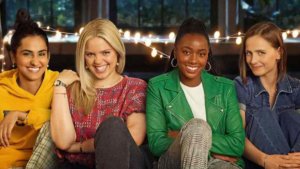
95,65,107,73
187,66,198,71
28,67,40,72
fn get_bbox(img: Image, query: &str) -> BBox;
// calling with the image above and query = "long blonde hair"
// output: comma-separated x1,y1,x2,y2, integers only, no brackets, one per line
70,18,126,115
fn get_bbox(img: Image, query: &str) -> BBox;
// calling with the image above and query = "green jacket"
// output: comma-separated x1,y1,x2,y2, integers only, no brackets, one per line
146,69,245,167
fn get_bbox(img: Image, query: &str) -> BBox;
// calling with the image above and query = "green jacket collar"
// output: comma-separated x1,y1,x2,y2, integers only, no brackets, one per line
164,68,216,98
164,68,225,130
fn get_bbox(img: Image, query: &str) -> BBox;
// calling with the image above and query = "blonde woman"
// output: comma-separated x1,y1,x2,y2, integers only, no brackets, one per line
51,18,147,169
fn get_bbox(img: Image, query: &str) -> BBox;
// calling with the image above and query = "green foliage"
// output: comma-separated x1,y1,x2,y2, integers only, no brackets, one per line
116,0,211,30
5,0,74,29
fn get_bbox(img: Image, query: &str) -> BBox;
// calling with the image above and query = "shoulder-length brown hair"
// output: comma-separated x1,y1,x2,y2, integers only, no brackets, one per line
239,22,287,84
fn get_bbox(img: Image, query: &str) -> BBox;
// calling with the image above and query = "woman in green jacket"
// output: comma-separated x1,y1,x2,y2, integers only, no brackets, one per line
146,18,245,169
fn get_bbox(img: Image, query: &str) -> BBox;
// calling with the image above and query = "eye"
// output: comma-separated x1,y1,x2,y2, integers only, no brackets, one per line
22,51,32,57
182,50,191,55
85,52,95,57
245,51,251,57
102,51,111,56
38,52,47,57
199,52,206,57
257,51,265,56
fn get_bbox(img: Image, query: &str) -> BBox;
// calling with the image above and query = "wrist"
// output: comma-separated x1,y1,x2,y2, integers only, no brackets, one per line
79,142,83,153
18,111,29,125
261,154,269,168
54,86,67,92
54,79,67,88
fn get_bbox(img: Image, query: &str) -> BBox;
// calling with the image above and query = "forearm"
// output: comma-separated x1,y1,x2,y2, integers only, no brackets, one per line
127,113,146,146
51,86,76,150
3,110,28,125
244,138,266,167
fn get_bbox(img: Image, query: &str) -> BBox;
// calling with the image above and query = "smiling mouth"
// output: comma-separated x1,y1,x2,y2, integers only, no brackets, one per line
250,65,263,70
95,65,107,73
186,66,199,72
27,67,40,72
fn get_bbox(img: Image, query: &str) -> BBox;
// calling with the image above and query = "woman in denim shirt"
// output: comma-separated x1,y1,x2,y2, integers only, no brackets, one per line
234,22,300,169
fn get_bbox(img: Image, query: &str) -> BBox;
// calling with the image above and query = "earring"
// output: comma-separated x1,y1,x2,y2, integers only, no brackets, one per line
12,63,15,68
116,62,119,66
205,62,212,71
85,65,89,69
171,58,177,67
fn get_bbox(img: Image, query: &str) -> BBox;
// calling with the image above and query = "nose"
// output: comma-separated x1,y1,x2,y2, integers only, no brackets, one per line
94,54,103,64
248,54,258,64
189,53,197,64
30,56,39,66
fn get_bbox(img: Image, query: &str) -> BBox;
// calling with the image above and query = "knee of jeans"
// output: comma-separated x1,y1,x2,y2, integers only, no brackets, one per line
96,116,124,132
95,116,127,143
180,118,212,140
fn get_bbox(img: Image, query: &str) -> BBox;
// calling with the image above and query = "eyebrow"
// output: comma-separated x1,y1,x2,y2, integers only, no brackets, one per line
182,46,207,52
85,49,113,53
20,49,48,53
246,49,265,52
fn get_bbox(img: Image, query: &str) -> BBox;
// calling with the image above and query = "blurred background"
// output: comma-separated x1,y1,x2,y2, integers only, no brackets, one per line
0,0,300,81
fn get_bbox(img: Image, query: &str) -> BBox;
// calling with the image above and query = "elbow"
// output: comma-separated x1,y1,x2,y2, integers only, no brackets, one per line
135,136,145,146
51,129,75,151
53,139,73,151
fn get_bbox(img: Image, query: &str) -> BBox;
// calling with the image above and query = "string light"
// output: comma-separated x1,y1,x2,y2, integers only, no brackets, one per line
292,30,299,38
2,22,300,72
36,21,42,27
236,37,242,45
134,32,141,44
214,31,220,39
79,27,84,34
282,32,287,40
144,38,152,47
151,48,157,57
169,32,175,40
124,30,130,39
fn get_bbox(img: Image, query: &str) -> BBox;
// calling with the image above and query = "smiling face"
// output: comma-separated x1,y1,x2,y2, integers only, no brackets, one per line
84,37,119,86
14,35,49,85
175,33,209,86
245,35,280,79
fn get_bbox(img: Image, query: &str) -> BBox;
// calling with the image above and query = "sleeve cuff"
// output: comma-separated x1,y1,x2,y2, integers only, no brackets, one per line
239,103,246,111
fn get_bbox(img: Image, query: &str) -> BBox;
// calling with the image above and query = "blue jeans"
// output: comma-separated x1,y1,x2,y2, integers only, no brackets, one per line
245,108,300,169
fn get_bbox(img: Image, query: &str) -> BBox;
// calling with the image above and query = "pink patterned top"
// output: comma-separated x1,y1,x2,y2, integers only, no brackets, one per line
63,76,147,168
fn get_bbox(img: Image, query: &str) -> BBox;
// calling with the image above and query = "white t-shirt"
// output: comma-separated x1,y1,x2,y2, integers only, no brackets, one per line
180,82,206,121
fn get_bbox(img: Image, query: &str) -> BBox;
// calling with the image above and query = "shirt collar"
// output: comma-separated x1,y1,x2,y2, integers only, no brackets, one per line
253,75,292,97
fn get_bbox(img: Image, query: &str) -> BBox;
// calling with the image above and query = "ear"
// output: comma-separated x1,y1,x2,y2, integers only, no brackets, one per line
9,51,16,64
276,47,281,60
48,52,51,61
173,49,177,59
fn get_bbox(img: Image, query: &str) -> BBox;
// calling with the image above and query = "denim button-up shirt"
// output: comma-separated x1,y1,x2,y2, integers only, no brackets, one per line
234,75,300,118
